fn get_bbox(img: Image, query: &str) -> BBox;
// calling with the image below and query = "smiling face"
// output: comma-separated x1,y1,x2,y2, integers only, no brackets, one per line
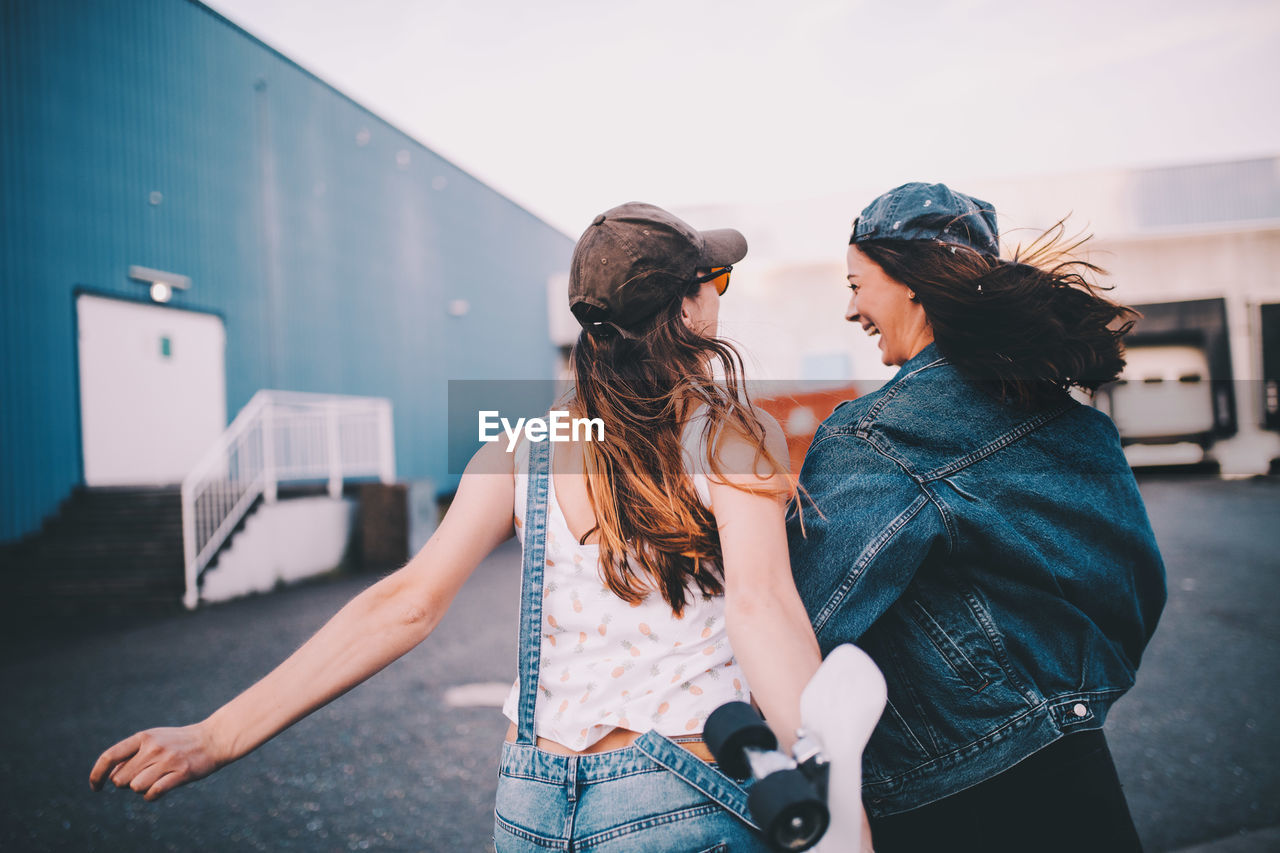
845,245,934,366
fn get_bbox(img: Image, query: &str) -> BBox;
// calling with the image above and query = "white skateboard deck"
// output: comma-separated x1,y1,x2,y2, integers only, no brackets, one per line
799,644,887,853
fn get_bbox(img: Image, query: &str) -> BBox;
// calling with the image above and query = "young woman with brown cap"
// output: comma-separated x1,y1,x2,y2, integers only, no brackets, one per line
91,202,822,851
788,182,1167,851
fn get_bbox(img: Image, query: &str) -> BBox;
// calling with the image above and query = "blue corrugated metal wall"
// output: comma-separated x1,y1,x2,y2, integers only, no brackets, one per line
0,0,573,542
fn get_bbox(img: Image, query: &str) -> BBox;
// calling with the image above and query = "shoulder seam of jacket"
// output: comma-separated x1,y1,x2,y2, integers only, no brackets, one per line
805,430,949,552
803,430,949,557
915,479,957,555
852,432,954,551
811,490,933,636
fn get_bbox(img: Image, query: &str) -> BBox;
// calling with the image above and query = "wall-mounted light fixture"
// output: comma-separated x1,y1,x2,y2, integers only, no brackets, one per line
129,265,191,304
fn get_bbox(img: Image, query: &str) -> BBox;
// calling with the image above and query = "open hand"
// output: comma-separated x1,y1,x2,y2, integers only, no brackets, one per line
89,724,221,801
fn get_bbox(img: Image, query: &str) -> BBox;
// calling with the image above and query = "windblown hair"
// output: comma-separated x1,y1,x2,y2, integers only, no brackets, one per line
853,220,1138,409
567,283,792,617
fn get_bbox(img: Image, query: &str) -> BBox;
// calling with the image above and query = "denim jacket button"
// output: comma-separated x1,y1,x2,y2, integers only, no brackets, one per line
1073,703,1088,718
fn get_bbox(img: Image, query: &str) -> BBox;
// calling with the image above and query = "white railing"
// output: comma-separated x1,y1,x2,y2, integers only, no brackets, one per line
181,390,395,609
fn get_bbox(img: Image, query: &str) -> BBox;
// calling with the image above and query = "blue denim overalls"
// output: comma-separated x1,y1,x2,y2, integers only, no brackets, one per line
493,437,767,852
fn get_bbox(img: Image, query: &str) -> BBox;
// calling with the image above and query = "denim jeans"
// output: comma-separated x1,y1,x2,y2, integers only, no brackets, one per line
494,739,765,852
495,437,764,852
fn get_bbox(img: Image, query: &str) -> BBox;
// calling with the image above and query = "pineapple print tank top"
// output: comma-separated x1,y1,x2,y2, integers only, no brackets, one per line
501,407,751,750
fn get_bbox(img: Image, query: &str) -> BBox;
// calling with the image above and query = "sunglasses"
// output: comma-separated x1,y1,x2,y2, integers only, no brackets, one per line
693,265,732,295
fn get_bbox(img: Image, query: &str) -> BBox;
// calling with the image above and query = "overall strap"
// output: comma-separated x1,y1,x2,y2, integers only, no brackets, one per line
515,436,552,745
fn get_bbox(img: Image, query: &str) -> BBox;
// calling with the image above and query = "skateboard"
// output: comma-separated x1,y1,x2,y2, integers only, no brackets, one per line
705,644,887,851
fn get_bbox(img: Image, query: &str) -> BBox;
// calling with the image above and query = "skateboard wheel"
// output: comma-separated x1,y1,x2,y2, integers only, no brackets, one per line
747,769,829,852
705,701,777,780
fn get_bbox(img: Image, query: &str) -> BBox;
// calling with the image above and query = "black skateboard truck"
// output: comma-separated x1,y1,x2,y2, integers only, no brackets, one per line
705,701,830,851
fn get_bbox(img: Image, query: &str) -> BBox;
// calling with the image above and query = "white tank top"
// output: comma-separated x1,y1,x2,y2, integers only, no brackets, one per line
502,408,751,750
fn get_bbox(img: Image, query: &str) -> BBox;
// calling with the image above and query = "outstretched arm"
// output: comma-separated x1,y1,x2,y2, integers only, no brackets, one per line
709,410,822,750
89,441,516,800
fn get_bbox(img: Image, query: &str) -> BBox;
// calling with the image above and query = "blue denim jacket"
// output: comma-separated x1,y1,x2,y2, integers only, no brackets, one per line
787,343,1167,817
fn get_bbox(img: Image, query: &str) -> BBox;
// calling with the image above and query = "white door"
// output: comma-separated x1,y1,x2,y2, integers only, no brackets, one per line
77,294,227,485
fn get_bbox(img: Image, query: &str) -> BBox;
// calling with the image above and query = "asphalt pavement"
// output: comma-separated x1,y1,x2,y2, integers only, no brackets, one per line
0,474,1276,852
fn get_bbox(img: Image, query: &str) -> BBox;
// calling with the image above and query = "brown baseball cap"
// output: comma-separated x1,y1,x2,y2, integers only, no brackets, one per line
568,202,748,339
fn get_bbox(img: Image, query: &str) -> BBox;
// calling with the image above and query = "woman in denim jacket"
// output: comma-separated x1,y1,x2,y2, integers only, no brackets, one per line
788,182,1167,851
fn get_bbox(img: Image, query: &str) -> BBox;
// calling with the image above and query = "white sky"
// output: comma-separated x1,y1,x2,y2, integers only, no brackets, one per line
201,0,1280,237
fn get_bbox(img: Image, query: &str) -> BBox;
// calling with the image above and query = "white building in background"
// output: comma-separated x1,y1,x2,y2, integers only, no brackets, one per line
667,155,1280,476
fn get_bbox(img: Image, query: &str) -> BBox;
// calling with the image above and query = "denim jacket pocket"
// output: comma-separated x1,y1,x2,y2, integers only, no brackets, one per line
861,633,937,774
863,695,934,786
909,600,991,692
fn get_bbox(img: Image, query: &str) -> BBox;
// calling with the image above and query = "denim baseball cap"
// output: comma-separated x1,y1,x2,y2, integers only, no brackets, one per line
569,202,747,339
850,182,999,256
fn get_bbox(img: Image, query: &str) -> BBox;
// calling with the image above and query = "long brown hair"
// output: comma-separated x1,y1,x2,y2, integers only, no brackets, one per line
854,220,1138,409
568,282,791,616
